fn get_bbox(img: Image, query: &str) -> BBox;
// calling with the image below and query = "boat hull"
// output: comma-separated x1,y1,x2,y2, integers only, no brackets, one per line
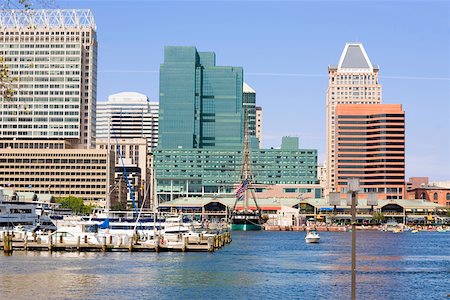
230,223,262,231
305,237,320,243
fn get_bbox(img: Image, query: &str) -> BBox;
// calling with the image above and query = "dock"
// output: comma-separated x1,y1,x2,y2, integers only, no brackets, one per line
1,231,232,254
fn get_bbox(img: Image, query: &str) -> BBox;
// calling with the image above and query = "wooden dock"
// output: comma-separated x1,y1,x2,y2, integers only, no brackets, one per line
1,231,232,254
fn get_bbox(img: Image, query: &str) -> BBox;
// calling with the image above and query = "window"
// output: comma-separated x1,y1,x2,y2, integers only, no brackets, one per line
433,193,438,201
446,193,450,201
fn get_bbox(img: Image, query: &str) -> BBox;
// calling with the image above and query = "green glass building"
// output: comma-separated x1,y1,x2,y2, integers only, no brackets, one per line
155,46,318,202
159,46,244,149
154,146,317,202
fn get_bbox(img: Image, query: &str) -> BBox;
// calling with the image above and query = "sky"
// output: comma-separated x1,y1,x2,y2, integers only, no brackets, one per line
57,0,450,181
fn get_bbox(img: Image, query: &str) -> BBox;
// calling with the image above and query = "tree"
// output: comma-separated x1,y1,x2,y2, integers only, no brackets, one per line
1,1,53,99
55,196,96,215
372,211,385,224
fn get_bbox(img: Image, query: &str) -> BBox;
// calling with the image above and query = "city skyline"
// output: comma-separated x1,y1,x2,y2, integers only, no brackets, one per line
58,0,449,181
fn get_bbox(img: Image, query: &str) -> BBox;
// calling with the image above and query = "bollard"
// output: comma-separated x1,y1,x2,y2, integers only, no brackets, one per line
59,234,63,244
84,235,88,244
109,235,113,245
77,236,81,251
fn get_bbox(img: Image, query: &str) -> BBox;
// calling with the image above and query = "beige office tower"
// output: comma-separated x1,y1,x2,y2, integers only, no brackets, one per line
326,43,382,195
0,10,97,148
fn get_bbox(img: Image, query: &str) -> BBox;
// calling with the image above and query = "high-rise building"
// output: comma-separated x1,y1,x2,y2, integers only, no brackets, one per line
243,82,256,138
155,46,318,203
256,106,262,148
96,92,159,151
326,43,382,194
159,46,244,149
0,10,97,148
335,104,405,199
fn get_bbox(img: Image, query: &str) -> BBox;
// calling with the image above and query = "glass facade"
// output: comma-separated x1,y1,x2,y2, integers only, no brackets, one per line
156,46,319,202
159,46,244,149
154,148,317,201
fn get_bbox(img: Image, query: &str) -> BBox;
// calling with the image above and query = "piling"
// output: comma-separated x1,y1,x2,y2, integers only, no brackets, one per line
207,237,214,252
47,234,52,252
76,236,81,251
24,236,28,251
182,236,187,252
155,235,160,253
102,236,107,252
3,232,13,254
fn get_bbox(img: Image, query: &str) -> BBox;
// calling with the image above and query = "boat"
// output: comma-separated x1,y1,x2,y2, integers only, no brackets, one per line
305,230,320,243
411,229,419,234
383,219,403,232
0,188,56,232
230,113,263,231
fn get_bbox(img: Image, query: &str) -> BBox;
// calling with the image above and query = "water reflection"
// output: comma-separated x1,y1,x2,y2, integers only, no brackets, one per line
0,231,448,299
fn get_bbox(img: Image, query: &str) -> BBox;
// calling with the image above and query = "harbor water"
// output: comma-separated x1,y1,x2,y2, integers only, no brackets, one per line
1,231,449,299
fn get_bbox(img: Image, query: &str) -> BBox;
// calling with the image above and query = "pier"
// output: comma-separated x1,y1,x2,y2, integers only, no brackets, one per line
1,231,232,253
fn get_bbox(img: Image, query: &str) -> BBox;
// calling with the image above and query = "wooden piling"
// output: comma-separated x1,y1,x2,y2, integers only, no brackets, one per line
3,232,13,254
48,234,52,252
181,236,187,252
102,236,107,252
155,235,160,253
24,235,28,251
76,236,81,251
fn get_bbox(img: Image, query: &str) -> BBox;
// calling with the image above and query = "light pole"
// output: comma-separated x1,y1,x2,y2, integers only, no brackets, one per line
347,178,360,300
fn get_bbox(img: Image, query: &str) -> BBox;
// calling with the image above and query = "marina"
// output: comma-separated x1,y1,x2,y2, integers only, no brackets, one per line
1,230,231,253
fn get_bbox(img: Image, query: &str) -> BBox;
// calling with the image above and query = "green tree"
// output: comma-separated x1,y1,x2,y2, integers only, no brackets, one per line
1,1,52,99
55,196,96,215
372,211,385,224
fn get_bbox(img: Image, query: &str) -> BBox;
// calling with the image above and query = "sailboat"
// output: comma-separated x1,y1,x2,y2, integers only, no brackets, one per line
230,112,263,231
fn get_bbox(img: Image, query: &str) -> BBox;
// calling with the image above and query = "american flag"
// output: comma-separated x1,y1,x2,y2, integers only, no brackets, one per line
235,178,249,200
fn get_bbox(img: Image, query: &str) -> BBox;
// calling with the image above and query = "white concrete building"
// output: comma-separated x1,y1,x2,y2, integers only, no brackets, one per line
96,92,159,151
0,10,97,148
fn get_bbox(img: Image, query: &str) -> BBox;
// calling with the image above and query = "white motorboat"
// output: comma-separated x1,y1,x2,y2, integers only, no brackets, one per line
305,230,320,243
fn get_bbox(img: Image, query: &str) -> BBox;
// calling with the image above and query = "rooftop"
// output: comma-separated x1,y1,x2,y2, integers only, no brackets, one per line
243,82,256,94
337,43,373,71
0,9,96,30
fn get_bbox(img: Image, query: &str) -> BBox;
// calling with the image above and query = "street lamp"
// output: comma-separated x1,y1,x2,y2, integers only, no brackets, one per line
347,177,360,300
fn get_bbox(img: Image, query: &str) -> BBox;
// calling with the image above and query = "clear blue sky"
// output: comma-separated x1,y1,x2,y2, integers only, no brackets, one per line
59,0,450,181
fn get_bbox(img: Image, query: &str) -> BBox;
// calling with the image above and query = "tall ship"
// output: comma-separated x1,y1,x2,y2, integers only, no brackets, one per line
230,114,263,231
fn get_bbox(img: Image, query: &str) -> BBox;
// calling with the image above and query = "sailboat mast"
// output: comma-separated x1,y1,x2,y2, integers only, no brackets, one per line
106,116,111,212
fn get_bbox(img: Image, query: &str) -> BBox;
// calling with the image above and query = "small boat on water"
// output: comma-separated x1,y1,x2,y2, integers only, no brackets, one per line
411,229,419,234
305,230,320,243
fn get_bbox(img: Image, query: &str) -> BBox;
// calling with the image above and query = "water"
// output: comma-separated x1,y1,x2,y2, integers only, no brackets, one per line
1,231,449,299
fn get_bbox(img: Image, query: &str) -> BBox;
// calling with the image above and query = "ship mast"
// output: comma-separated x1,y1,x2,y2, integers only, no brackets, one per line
243,110,250,212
